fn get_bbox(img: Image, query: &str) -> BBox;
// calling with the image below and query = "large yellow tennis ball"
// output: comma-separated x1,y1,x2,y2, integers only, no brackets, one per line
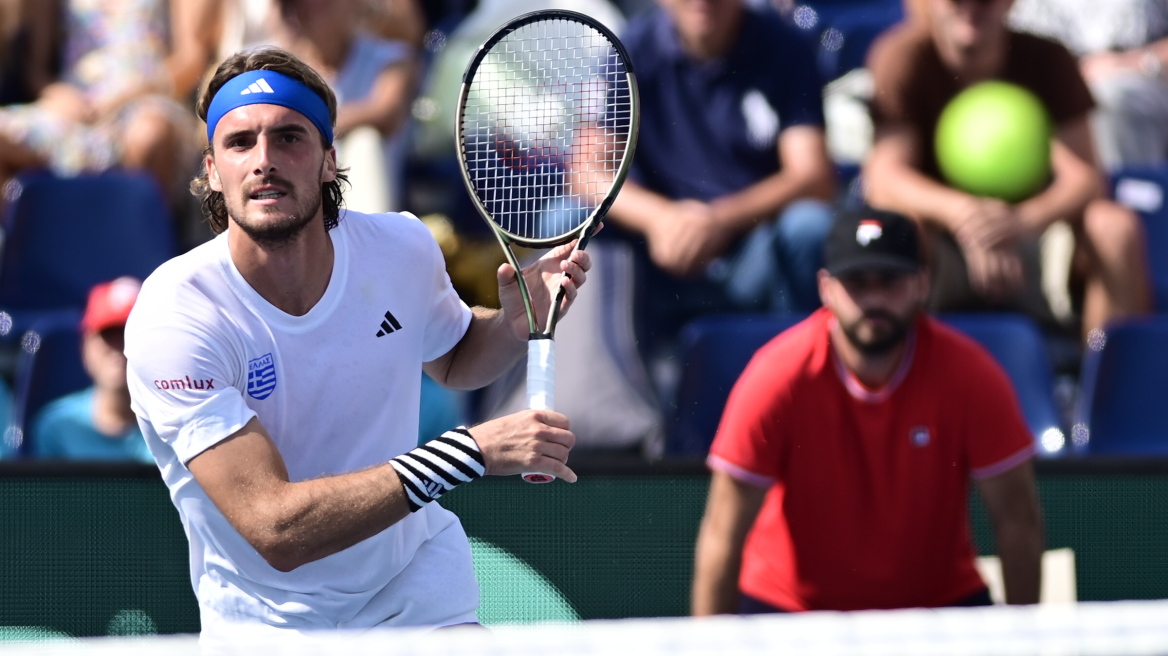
934,81,1053,202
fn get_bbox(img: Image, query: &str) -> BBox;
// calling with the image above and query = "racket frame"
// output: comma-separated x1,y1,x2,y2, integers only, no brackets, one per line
454,9,639,482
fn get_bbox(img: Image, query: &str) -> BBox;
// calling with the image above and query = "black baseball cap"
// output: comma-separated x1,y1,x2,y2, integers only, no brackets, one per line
824,207,922,276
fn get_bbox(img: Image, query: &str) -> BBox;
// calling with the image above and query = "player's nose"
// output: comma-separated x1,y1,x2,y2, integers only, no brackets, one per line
250,135,278,175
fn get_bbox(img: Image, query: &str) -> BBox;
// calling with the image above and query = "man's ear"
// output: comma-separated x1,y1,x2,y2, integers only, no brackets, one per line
816,269,833,307
206,152,223,192
323,147,337,183
915,267,932,302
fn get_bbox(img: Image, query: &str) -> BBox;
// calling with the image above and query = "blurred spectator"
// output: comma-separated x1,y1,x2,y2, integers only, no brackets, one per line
607,0,835,348
692,208,1042,613
864,0,1150,343
211,0,423,58
1009,0,1168,171
175,0,422,214
485,0,834,456
409,0,626,196
0,0,199,197
410,0,664,455
29,277,152,463
270,0,418,213
0,0,41,105
360,0,425,48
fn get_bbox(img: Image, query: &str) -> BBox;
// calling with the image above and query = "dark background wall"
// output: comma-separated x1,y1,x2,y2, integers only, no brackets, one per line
1,459,1166,637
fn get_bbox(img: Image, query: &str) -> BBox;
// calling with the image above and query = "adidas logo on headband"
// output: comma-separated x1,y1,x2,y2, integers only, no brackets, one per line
240,78,275,95
207,69,334,144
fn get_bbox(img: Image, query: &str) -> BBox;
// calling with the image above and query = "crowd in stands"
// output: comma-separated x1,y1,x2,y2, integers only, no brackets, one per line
1,0,1166,464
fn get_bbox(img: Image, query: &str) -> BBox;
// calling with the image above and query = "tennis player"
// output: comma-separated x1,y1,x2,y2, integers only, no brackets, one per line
124,48,590,642
692,208,1043,614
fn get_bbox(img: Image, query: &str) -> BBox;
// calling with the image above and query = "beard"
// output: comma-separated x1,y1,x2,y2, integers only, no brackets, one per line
226,176,323,248
839,308,914,356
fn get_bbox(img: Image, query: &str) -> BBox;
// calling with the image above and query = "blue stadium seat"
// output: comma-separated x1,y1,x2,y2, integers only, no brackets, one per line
795,0,903,28
0,169,174,320
1073,316,1168,455
669,313,807,455
941,313,1065,456
815,4,903,81
7,311,89,458
1111,165,1168,312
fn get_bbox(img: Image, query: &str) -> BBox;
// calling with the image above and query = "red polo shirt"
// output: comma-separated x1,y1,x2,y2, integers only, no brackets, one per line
708,308,1035,611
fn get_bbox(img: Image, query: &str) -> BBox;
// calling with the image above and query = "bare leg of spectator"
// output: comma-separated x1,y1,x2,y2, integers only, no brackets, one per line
1077,198,1151,338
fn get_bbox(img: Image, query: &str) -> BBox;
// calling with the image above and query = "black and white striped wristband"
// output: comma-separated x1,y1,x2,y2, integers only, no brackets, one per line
390,427,485,512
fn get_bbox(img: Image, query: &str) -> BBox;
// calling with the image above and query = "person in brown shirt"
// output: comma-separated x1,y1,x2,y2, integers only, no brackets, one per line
864,0,1150,342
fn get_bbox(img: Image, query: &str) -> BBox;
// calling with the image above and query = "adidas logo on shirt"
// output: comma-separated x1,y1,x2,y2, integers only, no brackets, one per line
376,310,403,337
240,78,276,95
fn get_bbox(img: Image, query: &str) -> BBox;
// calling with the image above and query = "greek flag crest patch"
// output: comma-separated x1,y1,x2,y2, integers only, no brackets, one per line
247,353,277,400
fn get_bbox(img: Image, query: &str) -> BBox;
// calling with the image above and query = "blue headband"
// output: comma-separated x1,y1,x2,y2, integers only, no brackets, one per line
206,69,334,145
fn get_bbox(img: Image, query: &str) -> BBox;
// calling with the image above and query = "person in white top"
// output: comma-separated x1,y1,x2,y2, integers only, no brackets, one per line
123,46,590,643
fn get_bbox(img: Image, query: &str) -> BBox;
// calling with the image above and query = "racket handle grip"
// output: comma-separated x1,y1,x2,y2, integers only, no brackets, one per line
523,338,556,484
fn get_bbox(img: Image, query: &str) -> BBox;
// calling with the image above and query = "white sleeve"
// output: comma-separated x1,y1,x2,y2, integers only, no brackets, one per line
125,316,257,465
421,232,473,362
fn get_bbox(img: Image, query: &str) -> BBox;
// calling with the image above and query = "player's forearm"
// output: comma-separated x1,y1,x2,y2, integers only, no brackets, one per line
246,464,414,572
428,306,524,390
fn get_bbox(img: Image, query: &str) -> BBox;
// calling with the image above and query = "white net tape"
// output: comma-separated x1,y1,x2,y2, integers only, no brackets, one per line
8,600,1168,656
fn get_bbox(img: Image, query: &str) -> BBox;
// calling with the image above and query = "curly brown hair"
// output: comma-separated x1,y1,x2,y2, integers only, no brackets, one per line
190,47,349,234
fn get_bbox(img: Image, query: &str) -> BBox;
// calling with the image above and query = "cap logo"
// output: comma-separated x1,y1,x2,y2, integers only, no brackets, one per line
240,78,275,95
856,219,883,246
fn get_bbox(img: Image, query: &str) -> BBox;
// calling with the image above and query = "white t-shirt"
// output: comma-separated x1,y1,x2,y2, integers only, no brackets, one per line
125,210,478,635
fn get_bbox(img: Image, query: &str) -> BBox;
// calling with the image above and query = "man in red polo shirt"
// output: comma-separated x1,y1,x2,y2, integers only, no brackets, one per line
692,208,1043,614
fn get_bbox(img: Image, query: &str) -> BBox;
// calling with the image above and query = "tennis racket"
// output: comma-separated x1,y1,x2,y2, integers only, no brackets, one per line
456,10,639,483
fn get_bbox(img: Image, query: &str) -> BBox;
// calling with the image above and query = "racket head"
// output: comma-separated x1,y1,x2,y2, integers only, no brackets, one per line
456,10,639,248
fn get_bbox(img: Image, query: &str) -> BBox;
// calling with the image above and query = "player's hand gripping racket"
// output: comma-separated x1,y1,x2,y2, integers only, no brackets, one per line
456,10,639,483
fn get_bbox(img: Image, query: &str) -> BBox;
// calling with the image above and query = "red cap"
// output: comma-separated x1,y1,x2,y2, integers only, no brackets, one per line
81,276,141,334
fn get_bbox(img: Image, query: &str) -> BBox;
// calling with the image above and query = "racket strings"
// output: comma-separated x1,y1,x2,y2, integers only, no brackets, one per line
462,17,634,242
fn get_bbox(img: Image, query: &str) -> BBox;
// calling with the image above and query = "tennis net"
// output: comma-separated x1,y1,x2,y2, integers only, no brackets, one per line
6,599,1168,656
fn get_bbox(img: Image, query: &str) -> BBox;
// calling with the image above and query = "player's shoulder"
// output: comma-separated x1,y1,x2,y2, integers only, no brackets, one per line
128,236,233,339
135,237,224,310
337,209,441,267
339,208,433,241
